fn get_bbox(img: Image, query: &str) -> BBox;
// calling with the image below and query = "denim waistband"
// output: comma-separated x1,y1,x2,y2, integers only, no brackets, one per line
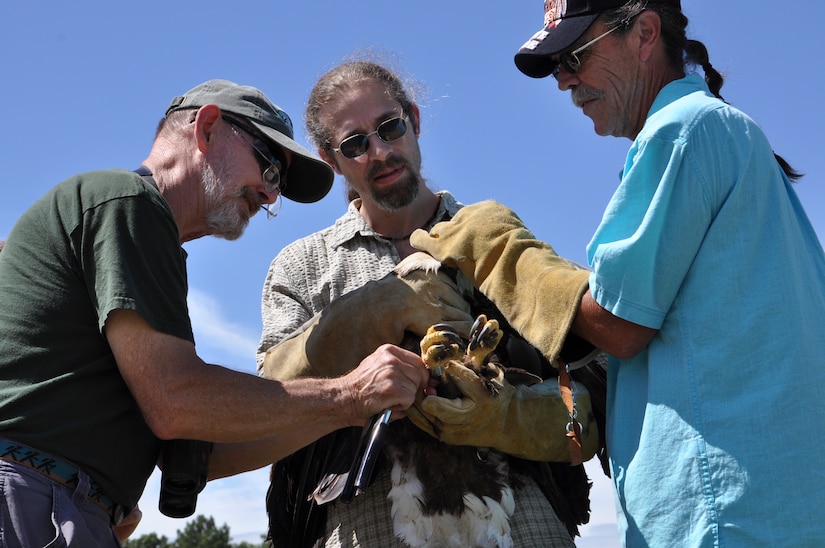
0,438,127,524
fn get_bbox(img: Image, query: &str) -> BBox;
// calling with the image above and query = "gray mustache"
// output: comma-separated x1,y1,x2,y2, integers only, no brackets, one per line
571,87,604,107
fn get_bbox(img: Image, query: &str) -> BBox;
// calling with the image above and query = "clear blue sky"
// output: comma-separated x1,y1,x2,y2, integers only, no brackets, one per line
2,1,822,545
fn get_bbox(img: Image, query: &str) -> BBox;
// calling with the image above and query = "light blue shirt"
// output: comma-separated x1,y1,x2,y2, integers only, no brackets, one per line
588,73,825,546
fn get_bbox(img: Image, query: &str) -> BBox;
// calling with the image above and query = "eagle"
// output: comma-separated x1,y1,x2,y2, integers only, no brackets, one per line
384,313,543,548
266,253,608,547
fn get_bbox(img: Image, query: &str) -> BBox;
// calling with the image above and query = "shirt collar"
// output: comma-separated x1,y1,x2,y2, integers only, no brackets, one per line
327,190,462,250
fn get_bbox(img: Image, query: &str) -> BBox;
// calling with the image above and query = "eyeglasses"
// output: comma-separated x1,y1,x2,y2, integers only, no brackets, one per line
223,116,287,219
332,115,409,159
223,117,286,193
551,23,624,80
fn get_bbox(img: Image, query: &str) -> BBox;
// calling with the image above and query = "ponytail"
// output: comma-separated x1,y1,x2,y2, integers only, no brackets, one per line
683,40,803,180
684,40,724,101
608,2,804,181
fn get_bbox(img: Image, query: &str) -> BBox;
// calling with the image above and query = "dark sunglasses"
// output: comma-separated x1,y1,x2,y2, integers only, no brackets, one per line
332,115,409,159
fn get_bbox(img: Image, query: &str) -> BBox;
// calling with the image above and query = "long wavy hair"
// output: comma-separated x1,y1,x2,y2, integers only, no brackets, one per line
305,57,424,202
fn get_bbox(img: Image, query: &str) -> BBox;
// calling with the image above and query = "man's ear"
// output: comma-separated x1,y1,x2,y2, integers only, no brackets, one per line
409,103,422,137
635,10,662,62
193,104,222,153
318,148,342,175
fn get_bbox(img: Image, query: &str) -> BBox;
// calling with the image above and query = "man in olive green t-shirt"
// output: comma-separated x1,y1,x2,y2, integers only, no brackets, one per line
0,80,439,546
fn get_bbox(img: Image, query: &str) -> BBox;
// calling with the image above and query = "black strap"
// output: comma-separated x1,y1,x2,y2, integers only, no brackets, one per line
134,165,158,189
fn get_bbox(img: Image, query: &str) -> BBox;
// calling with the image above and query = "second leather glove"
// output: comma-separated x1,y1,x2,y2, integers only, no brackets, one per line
410,200,592,364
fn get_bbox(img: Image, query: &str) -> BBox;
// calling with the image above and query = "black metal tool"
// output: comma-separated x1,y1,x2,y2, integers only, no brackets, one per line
341,409,392,504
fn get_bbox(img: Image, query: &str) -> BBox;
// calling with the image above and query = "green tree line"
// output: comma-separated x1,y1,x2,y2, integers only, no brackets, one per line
124,515,272,548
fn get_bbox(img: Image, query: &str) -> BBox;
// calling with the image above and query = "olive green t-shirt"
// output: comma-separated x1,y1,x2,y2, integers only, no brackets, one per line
0,169,194,508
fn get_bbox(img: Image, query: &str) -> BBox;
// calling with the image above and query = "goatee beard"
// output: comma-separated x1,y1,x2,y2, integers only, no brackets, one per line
367,158,422,212
372,174,420,212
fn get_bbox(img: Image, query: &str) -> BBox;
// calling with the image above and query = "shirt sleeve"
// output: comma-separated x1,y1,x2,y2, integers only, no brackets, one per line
256,246,318,371
77,191,193,342
587,132,715,329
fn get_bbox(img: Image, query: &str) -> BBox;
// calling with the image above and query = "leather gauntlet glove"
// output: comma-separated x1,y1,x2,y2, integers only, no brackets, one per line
410,200,591,363
260,265,474,381
407,361,598,462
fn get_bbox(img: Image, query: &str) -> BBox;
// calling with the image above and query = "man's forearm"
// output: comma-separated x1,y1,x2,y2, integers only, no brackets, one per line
572,289,657,359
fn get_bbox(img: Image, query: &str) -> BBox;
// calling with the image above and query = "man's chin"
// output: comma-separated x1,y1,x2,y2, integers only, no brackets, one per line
372,177,420,212
216,228,245,241
218,218,248,241
206,212,249,241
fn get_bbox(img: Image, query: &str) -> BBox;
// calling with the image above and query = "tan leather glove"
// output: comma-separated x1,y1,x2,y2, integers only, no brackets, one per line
261,265,474,381
406,361,598,463
410,200,591,364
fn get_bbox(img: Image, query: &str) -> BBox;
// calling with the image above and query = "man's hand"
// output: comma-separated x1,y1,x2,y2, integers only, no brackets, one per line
338,344,430,424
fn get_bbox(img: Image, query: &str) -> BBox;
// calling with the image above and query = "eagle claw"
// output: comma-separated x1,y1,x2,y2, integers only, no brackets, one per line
419,315,503,378
420,327,465,377
467,314,503,368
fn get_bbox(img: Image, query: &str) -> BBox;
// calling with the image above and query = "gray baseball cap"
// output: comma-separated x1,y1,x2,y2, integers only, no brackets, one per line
166,79,333,203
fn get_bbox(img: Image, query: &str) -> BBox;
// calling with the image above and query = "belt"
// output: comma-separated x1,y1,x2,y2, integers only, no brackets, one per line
0,439,127,524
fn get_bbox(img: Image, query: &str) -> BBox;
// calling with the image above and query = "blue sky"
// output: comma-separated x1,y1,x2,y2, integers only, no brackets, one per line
2,1,822,545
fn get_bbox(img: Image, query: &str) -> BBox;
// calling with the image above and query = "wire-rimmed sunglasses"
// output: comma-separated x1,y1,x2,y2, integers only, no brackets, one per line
223,116,287,219
551,23,624,80
332,115,409,159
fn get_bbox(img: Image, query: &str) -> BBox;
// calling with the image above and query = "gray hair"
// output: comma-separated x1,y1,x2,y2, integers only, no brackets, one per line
154,108,194,139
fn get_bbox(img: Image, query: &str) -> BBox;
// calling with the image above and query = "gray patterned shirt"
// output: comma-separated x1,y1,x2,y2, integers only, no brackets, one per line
256,191,461,369
255,190,573,547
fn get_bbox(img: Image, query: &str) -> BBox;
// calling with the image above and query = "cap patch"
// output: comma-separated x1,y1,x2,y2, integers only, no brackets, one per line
521,29,550,51
544,0,568,29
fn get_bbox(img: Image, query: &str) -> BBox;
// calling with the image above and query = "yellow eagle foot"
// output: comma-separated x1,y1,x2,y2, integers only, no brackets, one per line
420,323,465,377
466,314,503,369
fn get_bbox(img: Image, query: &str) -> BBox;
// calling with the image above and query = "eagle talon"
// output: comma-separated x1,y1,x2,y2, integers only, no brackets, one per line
468,322,495,352
468,315,486,341
420,314,505,383
466,315,503,368
420,327,465,375
424,344,461,377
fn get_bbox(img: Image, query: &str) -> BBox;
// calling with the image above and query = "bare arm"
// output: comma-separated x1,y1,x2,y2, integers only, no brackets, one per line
105,309,429,478
572,289,657,359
